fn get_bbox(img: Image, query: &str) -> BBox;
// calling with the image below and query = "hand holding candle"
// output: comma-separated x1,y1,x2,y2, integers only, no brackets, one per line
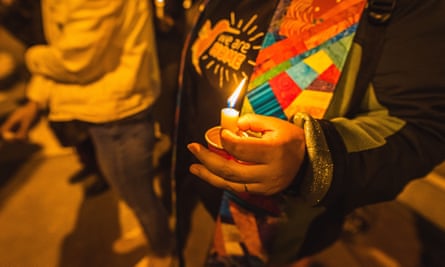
194,74,306,195
190,113,307,195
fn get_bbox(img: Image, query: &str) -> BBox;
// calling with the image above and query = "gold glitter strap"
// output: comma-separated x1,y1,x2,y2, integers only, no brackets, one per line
292,112,334,206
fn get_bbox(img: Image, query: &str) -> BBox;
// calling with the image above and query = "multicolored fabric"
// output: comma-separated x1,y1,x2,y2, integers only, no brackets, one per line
207,0,367,266
243,0,366,119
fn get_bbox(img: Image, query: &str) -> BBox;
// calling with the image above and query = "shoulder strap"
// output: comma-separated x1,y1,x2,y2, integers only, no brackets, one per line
345,0,397,118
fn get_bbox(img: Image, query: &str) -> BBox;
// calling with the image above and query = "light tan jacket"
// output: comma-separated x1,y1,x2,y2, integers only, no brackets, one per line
26,0,160,123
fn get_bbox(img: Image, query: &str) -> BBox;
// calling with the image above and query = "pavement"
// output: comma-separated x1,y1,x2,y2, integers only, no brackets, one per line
0,117,148,267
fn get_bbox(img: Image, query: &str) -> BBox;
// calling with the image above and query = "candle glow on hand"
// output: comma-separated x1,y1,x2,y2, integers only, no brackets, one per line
220,78,247,133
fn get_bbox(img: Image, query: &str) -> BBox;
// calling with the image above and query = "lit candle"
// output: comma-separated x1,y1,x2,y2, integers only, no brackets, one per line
154,0,165,19
220,78,247,133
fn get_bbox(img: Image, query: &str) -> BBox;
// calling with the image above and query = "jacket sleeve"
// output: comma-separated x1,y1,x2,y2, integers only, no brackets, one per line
25,0,124,84
293,0,445,210
26,75,52,109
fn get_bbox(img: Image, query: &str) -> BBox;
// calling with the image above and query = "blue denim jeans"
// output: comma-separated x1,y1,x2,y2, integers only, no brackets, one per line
87,108,173,255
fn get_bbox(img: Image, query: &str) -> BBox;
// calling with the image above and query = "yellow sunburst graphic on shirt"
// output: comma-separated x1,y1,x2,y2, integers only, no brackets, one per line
191,12,264,88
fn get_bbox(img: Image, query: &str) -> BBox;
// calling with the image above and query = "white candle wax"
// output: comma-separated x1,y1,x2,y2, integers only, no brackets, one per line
221,107,239,133
155,0,165,18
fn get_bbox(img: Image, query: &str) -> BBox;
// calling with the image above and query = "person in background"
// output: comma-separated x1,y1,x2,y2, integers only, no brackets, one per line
0,0,176,266
174,0,445,266
0,0,109,197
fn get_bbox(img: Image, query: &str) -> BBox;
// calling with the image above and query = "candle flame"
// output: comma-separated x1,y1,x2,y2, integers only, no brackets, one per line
155,0,165,6
227,78,247,108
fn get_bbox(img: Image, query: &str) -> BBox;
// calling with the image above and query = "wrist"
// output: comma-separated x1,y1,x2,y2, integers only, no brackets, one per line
23,97,45,112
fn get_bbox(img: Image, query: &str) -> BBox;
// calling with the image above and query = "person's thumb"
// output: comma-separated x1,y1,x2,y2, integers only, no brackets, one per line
237,113,281,133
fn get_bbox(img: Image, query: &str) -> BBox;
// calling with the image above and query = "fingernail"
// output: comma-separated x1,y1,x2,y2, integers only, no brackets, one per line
189,165,199,175
220,128,232,139
187,143,198,154
220,128,228,136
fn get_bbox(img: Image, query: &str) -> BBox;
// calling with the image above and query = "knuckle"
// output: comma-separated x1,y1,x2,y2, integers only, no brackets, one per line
219,164,235,179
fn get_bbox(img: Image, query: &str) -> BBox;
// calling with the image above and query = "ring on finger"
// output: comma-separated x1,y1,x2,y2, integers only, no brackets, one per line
243,183,249,193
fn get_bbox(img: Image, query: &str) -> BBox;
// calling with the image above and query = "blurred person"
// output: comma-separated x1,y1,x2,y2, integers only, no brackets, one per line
173,0,445,266
0,0,108,197
0,0,176,266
